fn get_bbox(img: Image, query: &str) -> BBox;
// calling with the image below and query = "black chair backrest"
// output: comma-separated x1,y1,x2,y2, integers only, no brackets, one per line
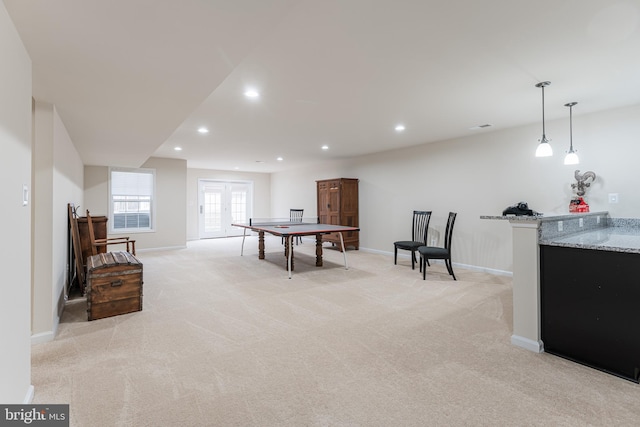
444,212,457,251
412,211,432,244
290,209,304,222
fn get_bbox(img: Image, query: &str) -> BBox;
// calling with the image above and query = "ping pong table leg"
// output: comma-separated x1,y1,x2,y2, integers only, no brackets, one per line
287,235,293,279
315,234,323,266
338,232,349,270
240,228,247,256
258,231,265,259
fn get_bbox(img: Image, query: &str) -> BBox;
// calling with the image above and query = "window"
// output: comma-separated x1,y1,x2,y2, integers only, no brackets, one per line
109,168,155,232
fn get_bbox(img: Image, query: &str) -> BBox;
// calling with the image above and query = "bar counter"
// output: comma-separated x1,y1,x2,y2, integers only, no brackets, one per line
482,211,640,382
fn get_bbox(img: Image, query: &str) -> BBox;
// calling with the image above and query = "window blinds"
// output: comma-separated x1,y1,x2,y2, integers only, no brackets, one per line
111,170,153,196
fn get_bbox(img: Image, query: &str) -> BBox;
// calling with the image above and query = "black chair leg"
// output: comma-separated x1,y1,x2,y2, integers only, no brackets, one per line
394,246,398,265
422,257,427,280
411,251,416,269
446,259,456,280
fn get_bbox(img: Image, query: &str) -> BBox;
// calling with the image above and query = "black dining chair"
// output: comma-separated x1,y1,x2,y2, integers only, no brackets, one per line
418,212,457,280
393,210,432,269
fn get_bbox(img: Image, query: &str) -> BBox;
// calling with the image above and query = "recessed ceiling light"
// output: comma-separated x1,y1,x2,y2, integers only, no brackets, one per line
395,124,405,132
174,146,182,151
276,157,284,161
234,166,240,170
321,145,329,150
244,89,260,99
198,127,209,134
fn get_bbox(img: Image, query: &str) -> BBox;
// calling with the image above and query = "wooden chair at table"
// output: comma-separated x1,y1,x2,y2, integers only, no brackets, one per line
86,210,136,256
290,208,304,245
282,208,304,245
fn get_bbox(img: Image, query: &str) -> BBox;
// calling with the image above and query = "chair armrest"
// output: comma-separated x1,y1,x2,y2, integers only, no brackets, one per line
92,238,137,256
95,237,131,244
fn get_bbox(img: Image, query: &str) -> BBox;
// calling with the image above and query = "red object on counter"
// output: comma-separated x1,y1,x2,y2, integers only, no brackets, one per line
569,197,590,213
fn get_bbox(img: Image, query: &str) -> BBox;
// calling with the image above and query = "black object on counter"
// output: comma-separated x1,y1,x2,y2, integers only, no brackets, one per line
503,202,534,216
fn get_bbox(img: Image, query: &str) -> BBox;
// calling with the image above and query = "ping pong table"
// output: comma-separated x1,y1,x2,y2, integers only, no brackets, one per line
232,219,360,278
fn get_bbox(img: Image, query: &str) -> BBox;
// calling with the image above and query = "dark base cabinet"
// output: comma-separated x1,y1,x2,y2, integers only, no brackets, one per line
540,245,640,383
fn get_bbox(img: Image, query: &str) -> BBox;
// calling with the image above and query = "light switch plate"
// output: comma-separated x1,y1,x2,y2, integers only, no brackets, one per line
22,184,29,206
608,193,619,204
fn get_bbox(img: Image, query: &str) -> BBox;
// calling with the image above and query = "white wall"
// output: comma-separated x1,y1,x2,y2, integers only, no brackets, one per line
84,157,187,250
32,101,84,343
186,168,271,241
0,1,33,403
52,105,84,306
270,162,350,219
32,101,54,338
271,103,640,273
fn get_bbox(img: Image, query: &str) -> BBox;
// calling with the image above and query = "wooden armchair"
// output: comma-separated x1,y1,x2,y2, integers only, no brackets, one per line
86,210,136,256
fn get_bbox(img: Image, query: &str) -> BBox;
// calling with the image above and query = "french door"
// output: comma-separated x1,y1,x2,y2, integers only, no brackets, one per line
198,180,252,238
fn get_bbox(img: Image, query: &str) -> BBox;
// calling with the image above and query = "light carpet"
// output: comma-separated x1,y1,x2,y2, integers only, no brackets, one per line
31,236,640,426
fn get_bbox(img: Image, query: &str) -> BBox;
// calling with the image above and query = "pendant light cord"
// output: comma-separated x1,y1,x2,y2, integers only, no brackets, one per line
541,85,546,139
564,101,578,152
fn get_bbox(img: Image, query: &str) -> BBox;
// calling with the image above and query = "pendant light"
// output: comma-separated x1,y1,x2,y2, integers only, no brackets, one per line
563,102,579,165
535,81,552,157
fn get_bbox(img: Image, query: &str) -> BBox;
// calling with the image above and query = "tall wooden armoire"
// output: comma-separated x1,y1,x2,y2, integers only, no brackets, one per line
316,178,359,250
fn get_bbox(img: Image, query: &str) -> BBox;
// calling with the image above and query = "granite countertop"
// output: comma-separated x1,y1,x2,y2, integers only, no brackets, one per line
540,227,640,254
481,211,640,253
480,214,542,221
480,211,608,222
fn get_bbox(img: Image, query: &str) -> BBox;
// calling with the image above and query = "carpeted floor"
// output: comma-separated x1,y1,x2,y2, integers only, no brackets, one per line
31,236,640,426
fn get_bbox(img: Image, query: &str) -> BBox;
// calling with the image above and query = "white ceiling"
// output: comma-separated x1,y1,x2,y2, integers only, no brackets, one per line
5,0,640,173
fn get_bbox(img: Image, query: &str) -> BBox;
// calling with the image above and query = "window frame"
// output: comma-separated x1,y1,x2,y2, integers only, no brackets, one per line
108,167,156,233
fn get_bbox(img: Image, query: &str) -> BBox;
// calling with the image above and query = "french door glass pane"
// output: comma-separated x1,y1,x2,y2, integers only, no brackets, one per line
204,192,222,232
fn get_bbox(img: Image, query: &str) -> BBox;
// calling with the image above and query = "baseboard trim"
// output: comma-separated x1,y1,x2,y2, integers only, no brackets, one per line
31,331,55,345
511,335,544,353
136,245,187,253
359,247,394,256
452,261,512,277
359,247,513,277
23,385,35,404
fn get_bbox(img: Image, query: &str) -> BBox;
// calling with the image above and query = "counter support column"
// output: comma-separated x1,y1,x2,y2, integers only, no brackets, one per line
510,220,543,353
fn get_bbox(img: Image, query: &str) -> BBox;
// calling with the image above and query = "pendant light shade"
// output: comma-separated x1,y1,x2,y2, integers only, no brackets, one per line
535,136,553,157
564,102,579,165
535,81,552,157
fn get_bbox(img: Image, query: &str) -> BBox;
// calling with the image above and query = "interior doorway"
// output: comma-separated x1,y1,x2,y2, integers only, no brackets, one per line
198,180,252,238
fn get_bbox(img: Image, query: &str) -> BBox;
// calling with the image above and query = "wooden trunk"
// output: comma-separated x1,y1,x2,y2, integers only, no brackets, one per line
316,178,359,250
86,251,143,321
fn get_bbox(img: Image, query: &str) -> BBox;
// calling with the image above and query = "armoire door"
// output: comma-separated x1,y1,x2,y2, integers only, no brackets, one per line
317,179,340,225
316,178,359,250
